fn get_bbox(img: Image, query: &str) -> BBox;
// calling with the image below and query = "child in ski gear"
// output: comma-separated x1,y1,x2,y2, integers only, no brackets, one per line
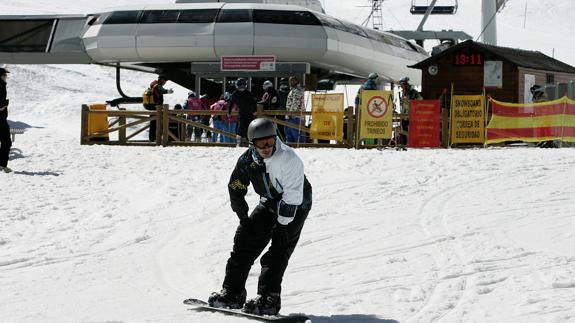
208,118,312,315
184,91,205,141
210,96,228,142
222,92,239,143
0,67,12,173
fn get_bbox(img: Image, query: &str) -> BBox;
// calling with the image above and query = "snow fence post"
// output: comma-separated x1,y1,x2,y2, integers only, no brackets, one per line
81,104,89,145
155,105,163,146
162,104,169,147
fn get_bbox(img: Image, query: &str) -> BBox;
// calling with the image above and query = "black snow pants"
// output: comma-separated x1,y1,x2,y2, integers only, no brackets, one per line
0,121,11,167
223,203,309,296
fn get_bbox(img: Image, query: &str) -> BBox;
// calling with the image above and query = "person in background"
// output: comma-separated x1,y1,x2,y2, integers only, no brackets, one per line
355,73,380,145
184,91,204,142
221,92,239,143
530,84,548,103
145,75,173,142
230,78,256,144
530,85,558,148
200,94,212,141
168,104,184,141
284,76,306,143
398,76,422,147
258,80,281,139
0,67,12,173
258,80,279,111
355,72,379,107
275,79,290,139
210,95,228,143
208,118,312,316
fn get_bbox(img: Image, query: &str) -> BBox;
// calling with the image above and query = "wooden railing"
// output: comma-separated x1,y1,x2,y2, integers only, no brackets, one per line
81,103,401,148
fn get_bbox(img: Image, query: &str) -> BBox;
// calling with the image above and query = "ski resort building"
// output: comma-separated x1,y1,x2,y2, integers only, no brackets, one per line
409,40,575,104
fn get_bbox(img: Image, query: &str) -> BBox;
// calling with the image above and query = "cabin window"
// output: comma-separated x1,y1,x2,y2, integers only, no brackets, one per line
546,73,555,84
0,19,53,52
314,13,367,38
313,13,343,30
253,10,321,26
178,9,219,23
363,28,393,45
336,22,368,38
87,15,103,26
217,9,251,23
103,11,141,25
141,10,180,24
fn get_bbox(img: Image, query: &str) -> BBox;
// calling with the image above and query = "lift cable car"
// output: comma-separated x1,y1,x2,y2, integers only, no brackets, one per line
410,0,458,15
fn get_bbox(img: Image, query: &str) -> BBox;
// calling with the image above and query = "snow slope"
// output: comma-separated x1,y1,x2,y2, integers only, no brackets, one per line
2,1,575,322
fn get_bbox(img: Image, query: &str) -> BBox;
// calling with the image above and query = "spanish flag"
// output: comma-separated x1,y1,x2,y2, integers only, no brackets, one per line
486,97,575,145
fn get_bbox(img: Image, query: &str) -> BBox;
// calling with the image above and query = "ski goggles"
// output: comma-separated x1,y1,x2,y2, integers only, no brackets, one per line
253,137,276,149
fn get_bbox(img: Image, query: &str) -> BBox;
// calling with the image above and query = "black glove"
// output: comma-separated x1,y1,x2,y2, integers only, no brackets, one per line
273,223,290,248
260,197,278,214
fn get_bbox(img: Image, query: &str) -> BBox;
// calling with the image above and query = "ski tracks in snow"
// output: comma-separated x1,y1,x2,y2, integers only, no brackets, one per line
407,154,575,322
407,173,491,323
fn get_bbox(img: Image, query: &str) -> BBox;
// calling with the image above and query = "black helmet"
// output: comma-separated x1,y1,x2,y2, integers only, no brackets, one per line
398,76,410,85
247,118,276,142
0,67,9,76
235,78,247,89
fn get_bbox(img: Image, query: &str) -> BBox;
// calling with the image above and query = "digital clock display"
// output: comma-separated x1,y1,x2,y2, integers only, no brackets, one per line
453,53,483,66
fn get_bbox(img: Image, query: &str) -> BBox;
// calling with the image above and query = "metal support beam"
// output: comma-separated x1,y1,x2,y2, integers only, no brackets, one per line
416,0,439,31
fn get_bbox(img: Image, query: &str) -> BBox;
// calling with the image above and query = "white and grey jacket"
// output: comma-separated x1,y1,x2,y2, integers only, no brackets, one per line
228,137,312,225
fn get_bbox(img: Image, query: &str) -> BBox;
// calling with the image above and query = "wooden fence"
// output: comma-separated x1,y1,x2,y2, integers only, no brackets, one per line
81,103,407,148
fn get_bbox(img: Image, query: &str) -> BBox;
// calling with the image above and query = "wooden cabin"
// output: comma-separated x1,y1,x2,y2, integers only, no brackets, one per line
409,40,575,104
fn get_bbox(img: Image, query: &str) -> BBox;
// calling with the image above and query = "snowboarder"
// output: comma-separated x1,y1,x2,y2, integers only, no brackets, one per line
0,67,12,173
208,118,313,316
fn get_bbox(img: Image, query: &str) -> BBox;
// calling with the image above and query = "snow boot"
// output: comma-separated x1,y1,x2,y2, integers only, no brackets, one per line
0,166,12,173
207,288,246,309
243,293,281,315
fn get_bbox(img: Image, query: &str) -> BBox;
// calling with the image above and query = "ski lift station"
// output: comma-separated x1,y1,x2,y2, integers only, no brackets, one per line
0,0,428,100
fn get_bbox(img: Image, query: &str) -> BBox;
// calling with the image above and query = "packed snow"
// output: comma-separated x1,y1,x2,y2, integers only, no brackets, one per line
2,1,575,322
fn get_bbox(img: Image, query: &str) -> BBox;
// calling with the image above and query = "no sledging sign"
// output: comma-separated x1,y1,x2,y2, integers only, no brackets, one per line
359,90,393,139
366,96,388,118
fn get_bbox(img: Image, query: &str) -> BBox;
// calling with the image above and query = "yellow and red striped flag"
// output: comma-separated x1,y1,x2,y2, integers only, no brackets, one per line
486,97,575,145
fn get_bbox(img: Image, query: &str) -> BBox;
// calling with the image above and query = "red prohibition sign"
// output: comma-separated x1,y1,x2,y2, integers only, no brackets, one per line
366,96,388,118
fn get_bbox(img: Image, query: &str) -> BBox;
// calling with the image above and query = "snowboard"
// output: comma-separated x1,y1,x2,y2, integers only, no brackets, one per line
183,298,311,322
